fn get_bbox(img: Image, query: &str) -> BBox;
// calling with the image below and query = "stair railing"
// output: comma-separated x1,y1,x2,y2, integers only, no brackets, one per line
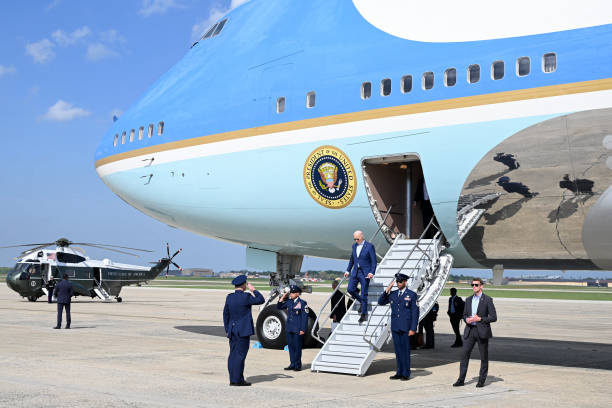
310,275,348,345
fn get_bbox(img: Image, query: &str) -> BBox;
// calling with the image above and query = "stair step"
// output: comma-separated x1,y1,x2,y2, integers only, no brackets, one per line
312,361,361,371
321,350,368,358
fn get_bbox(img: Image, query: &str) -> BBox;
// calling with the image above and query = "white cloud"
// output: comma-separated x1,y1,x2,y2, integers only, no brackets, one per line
191,0,250,41
45,0,62,11
100,29,126,45
86,43,119,61
138,0,183,17
41,100,91,121
52,26,91,46
25,39,56,63
0,65,17,77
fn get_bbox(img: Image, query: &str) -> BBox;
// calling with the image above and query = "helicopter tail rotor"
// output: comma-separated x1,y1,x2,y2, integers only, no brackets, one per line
163,243,182,278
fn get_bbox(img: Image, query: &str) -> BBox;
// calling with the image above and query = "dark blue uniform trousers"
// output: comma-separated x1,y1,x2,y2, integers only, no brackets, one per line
228,334,250,384
347,274,370,315
57,303,71,327
391,330,411,377
286,333,303,368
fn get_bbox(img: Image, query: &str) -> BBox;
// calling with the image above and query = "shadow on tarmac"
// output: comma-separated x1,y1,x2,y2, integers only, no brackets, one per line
176,326,612,372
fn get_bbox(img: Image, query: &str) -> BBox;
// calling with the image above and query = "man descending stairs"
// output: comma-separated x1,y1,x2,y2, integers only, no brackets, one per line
311,222,453,376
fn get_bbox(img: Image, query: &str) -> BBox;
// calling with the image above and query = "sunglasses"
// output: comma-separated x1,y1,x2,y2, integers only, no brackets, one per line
354,238,360,241
471,283,481,287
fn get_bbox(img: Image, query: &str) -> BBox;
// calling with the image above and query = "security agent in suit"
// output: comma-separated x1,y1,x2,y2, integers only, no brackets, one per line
453,278,497,388
277,285,309,371
46,276,56,303
53,273,74,329
448,288,465,347
344,230,377,323
377,273,419,380
223,275,265,386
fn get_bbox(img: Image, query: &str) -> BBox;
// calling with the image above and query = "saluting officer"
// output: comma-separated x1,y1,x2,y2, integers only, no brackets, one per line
378,273,419,381
277,285,309,371
223,275,265,386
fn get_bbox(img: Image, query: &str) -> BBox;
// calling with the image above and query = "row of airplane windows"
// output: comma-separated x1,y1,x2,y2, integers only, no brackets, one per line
275,53,557,113
113,122,164,147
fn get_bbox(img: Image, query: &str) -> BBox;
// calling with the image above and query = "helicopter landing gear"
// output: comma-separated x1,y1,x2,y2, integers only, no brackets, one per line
116,297,122,303
27,295,38,302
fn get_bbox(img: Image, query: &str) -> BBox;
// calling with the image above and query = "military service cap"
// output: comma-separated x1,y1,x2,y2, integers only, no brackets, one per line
232,275,247,286
394,273,409,282
289,285,302,293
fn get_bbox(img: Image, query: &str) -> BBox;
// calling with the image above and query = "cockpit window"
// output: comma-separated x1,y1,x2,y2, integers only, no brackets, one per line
56,252,86,264
201,18,228,40
213,19,227,36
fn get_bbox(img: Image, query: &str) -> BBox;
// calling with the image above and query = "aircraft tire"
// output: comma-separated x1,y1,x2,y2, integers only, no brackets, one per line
256,306,287,349
27,295,38,302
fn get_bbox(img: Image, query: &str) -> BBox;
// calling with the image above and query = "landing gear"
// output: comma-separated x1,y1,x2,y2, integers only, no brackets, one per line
27,295,38,302
256,306,287,349
116,297,122,303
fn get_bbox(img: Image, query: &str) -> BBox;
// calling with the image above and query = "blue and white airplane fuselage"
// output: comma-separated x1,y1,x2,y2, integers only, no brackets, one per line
95,0,612,271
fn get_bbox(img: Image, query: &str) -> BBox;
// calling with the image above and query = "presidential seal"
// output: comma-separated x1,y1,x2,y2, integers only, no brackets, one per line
303,145,357,209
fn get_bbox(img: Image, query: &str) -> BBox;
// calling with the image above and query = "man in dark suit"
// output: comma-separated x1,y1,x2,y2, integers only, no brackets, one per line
344,230,377,323
46,276,56,303
53,273,74,329
378,273,419,380
223,275,265,386
448,288,465,347
453,278,497,388
330,279,346,331
277,285,309,371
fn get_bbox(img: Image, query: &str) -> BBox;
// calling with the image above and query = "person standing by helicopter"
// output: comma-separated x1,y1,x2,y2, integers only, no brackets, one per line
53,273,74,329
46,276,56,303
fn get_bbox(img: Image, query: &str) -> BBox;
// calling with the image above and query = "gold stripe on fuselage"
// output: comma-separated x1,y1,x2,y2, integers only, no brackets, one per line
95,78,612,168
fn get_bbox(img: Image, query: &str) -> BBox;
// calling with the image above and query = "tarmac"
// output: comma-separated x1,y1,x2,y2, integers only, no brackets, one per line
1,283,611,407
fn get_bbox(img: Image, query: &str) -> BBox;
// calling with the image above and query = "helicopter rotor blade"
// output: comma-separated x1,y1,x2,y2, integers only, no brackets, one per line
72,243,153,253
171,249,181,259
19,244,55,256
166,243,170,258
79,244,139,257
171,262,182,271
0,243,54,249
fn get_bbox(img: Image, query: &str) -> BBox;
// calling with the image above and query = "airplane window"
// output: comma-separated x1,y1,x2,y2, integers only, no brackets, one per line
213,19,227,37
138,126,144,140
517,57,530,76
492,61,504,80
148,124,154,138
468,64,480,83
113,134,118,147
543,52,556,73
444,68,456,87
158,121,164,135
121,131,126,144
401,75,412,93
306,91,316,108
276,97,285,113
380,78,391,96
129,129,135,142
422,71,434,90
361,82,372,99
202,23,218,40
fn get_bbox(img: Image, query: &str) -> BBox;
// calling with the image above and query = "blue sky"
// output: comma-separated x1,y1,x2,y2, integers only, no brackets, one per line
0,1,610,279
0,0,346,271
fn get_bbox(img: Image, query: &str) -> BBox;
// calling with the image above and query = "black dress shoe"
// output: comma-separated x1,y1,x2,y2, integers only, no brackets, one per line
451,343,462,348
284,366,295,371
401,376,410,381
476,381,485,388
53,326,61,329
453,380,465,387
358,314,367,324
389,374,402,380
293,367,301,372
65,326,70,329
237,381,251,386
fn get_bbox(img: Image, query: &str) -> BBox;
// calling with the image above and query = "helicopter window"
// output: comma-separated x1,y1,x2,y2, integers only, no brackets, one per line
113,134,118,147
129,129,135,142
121,131,126,144
51,266,60,278
56,252,86,264
138,126,144,140
148,124,154,138
158,121,164,135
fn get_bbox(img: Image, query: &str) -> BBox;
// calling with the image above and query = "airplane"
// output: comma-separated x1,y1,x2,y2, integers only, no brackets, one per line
93,0,612,348
3,238,181,302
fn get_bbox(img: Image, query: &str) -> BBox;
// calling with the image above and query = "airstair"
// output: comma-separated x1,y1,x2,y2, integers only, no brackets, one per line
93,285,111,301
311,221,453,376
